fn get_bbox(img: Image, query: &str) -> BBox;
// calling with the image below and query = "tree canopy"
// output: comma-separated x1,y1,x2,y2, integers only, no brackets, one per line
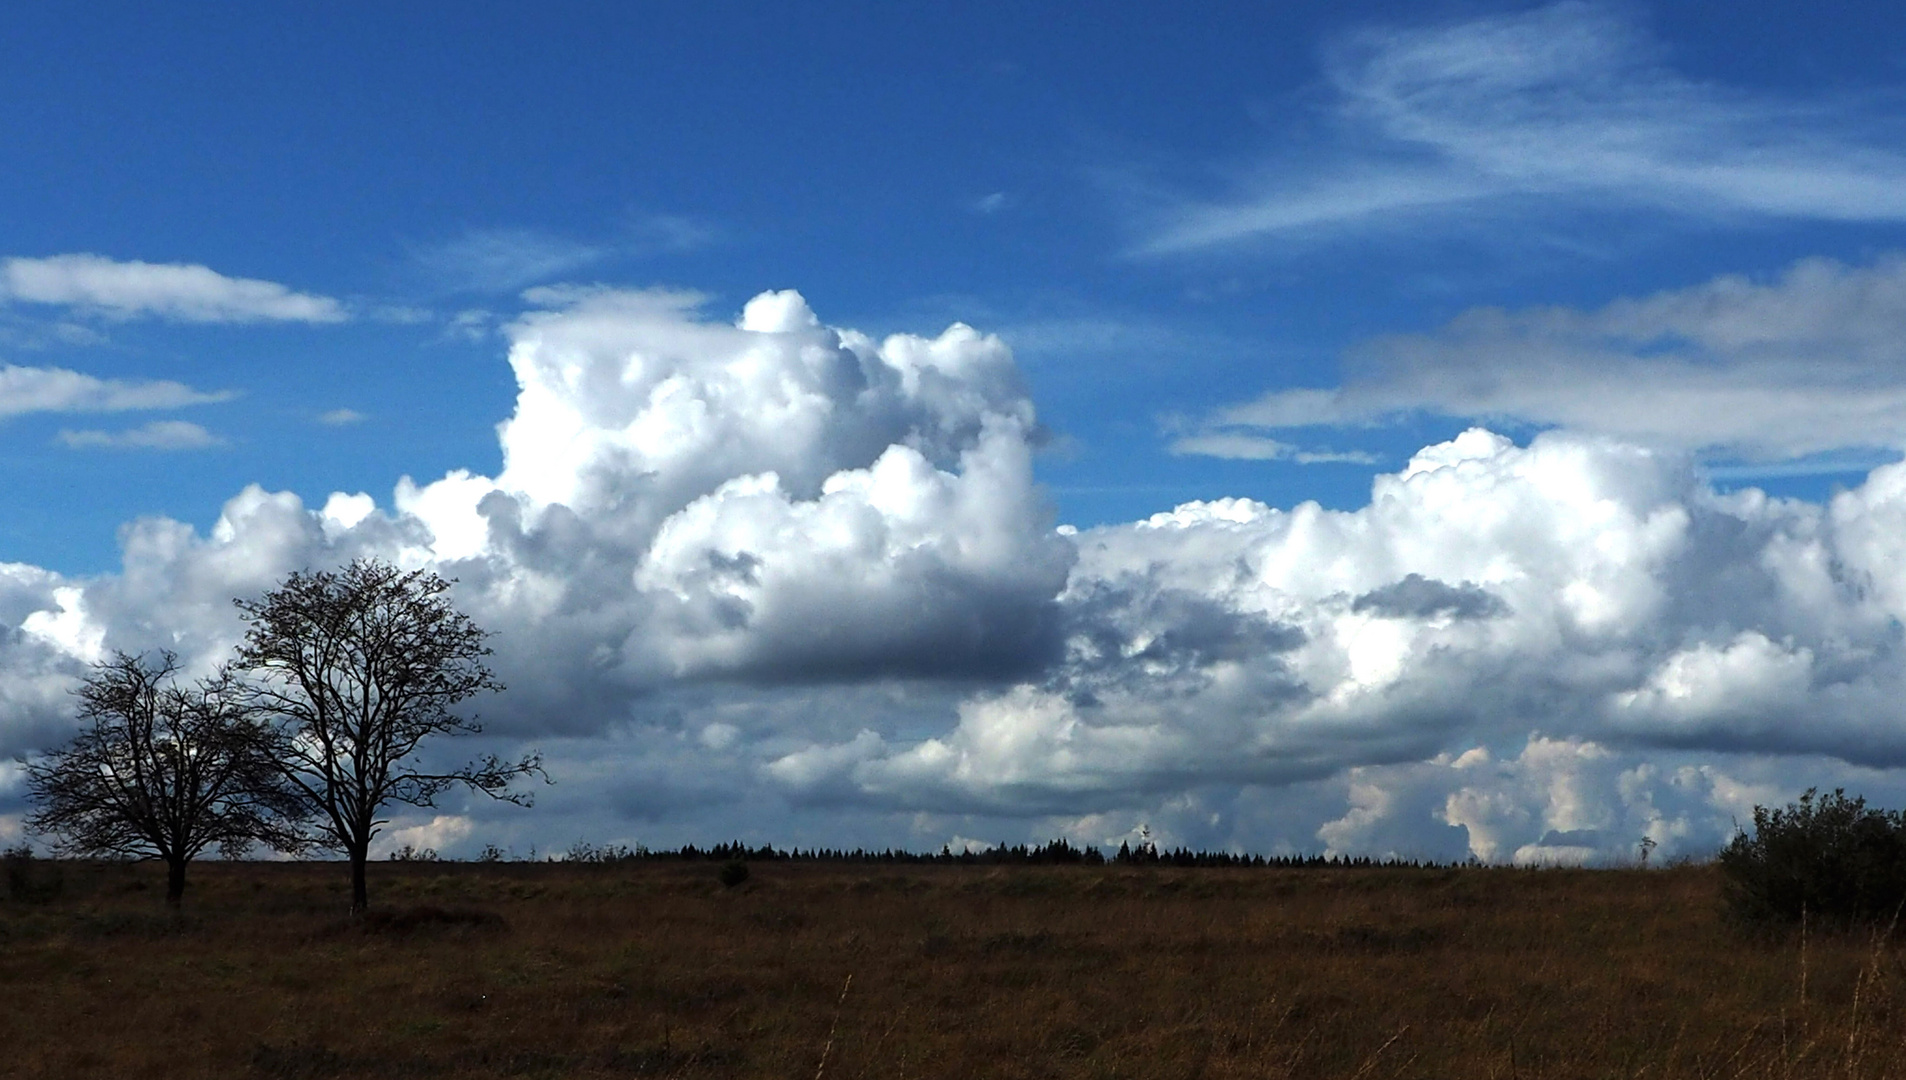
234,558,541,912
24,651,304,905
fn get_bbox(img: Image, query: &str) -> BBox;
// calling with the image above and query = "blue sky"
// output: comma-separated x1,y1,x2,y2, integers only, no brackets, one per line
12,0,1906,571
9,3,1906,861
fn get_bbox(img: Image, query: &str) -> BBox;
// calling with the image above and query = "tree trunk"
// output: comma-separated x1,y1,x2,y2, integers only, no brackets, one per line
165,858,187,907
349,846,369,915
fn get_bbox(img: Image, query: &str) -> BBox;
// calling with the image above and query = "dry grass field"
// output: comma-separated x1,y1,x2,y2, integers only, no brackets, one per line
2,858,1903,1079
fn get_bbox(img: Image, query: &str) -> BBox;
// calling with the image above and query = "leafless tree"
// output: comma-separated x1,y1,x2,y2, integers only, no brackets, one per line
234,558,542,913
23,651,306,906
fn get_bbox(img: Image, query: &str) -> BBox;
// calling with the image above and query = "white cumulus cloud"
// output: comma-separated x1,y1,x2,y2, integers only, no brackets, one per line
11,286,1906,862
773,426,1906,858
0,288,1069,740
374,814,475,858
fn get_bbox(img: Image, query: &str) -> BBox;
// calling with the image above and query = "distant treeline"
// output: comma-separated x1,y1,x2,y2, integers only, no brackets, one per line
507,838,1451,869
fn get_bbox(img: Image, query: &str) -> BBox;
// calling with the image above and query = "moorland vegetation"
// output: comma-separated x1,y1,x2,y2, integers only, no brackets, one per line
3,853,1906,1079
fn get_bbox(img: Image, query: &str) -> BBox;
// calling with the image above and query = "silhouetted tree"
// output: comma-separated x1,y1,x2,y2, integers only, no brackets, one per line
234,558,541,913
23,651,305,905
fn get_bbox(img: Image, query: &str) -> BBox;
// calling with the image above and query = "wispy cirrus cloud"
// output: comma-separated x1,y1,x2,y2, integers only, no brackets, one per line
971,192,1013,216
1138,2,1906,254
410,216,717,295
1188,255,1906,464
57,420,225,450
409,228,612,294
0,364,234,419
1,254,346,323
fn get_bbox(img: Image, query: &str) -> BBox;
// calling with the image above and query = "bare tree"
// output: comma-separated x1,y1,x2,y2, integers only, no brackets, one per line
23,651,305,906
234,558,542,913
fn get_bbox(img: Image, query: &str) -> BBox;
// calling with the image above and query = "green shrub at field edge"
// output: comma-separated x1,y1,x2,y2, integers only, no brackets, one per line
1718,787,1906,930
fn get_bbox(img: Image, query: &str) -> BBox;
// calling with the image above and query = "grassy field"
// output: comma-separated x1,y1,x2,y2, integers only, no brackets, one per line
1,858,1902,1079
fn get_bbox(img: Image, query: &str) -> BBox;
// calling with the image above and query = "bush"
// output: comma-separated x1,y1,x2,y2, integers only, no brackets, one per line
718,860,750,888
1718,788,1906,930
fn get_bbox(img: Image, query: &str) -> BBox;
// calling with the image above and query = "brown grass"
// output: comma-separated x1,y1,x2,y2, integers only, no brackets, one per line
2,859,1903,1078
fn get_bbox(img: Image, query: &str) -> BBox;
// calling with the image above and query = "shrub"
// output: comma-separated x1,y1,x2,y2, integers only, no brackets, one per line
1718,788,1906,930
718,860,750,888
